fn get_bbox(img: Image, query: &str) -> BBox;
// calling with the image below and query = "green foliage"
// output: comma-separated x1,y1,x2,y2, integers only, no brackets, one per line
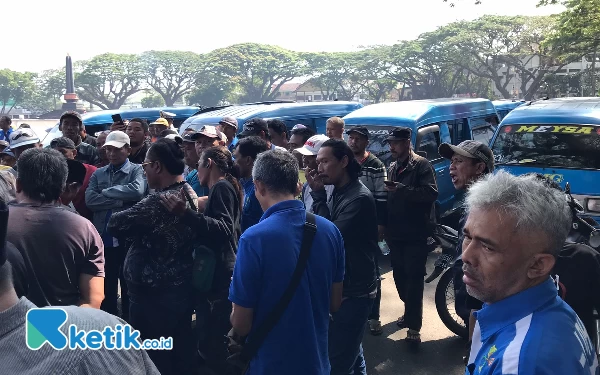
0,69,36,113
206,43,306,102
75,53,144,110
141,93,165,108
140,51,202,106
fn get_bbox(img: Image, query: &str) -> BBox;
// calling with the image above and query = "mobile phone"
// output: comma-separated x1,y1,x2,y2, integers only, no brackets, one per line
384,180,397,187
111,114,124,125
181,186,198,212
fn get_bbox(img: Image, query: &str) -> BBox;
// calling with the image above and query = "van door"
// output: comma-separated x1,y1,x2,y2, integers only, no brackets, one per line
415,125,455,218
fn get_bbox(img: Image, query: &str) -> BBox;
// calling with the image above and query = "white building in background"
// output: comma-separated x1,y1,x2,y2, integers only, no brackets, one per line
493,55,596,99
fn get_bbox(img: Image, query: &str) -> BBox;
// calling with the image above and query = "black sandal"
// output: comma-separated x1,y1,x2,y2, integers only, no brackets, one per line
396,316,407,329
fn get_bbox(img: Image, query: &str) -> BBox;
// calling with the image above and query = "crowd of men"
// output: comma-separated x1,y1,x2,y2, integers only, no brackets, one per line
0,110,597,375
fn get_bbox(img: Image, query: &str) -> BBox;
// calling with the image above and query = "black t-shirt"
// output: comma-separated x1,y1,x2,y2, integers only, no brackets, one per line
6,241,28,297
554,243,600,339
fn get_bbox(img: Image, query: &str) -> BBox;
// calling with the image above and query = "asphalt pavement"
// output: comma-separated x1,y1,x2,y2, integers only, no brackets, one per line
362,250,467,375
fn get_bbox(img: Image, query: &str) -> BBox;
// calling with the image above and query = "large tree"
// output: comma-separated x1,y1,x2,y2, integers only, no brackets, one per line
206,43,305,102
353,47,398,103
75,53,144,110
442,15,569,100
0,69,36,114
141,51,203,106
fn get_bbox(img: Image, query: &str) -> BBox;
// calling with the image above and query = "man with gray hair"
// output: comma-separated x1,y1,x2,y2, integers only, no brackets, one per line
229,149,345,375
463,170,598,375
7,148,105,309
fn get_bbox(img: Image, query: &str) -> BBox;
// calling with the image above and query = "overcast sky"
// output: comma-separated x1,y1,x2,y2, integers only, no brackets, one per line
7,0,564,73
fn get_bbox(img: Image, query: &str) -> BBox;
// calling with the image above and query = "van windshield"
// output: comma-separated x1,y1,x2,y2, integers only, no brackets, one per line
344,125,398,166
491,124,600,169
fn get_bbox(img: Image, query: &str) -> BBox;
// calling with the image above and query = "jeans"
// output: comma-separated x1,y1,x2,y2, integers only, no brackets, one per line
100,245,128,320
388,240,428,331
368,254,382,321
329,297,374,375
128,285,195,375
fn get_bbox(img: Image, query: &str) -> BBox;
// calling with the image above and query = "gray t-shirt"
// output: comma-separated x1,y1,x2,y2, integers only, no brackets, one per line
7,203,104,307
0,298,159,375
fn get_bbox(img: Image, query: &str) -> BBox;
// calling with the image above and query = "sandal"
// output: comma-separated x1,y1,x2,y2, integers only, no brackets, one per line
396,316,407,329
369,319,383,336
405,329,421,344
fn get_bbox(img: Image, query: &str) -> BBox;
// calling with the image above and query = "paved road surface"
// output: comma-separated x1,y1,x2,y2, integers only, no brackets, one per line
362,250,467,375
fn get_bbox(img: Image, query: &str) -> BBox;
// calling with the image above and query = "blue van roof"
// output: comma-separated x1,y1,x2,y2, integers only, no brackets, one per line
342,98,497,127
80,106,200,126
492,100,525,111
183,101,363,128
500,97,600,125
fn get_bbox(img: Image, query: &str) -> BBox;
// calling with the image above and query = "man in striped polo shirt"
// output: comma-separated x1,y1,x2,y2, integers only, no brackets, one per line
346,126,387,336
463,171,598,375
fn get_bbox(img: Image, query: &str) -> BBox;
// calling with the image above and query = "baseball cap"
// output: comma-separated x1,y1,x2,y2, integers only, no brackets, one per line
150,118,170,127
190,125,228,143
439,140,495,172
292,124,307,131
50,137,76,150
60,111,82,124
295,135,330,156
9,128,40,149
0,149,14,158
346,126,369,139
66,159,87,185
103,131,130,148
0,140,9,148
218,116,238,130
164,133,183,144
239,119,268,138
181,128,196,143
160,111,176,119
386,127,412,142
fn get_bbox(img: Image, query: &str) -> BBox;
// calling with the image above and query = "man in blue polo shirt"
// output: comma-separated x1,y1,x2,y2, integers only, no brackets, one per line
229,149,345,375
0,116,13,142
463,171,598,375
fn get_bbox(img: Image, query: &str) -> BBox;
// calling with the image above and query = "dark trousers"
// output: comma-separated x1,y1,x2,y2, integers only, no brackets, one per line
329,297,374,375
368,254,382,321
388,240,428,331
101,245,128,320
128,285,195,375
196,294,232,371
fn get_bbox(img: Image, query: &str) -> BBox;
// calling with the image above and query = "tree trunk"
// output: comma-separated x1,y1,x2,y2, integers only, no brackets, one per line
591,47,597,96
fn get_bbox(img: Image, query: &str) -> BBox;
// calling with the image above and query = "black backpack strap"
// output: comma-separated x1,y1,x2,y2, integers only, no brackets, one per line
241,212,318,361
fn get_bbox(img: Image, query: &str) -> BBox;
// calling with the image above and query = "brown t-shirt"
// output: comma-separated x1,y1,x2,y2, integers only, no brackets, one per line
7,203,105,307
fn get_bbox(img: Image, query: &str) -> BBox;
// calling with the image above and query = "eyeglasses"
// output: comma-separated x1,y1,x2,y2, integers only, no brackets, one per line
141,161,157,169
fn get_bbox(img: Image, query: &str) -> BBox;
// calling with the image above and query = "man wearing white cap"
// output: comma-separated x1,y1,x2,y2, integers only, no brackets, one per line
295,135,334,214
0,128,42,202
85,131,146,320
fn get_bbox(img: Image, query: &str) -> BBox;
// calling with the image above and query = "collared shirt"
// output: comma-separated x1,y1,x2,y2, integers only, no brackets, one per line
301,183,334,214
0,298,160,374
185,169,209,197
229,200,345,375
240,177,263,233
0,128,13,142
467,278,599,375
85,160,146,238
128,141,151,165
75,137,100,166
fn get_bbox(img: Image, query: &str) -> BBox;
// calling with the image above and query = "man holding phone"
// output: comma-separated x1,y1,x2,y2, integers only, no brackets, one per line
384,127,438,346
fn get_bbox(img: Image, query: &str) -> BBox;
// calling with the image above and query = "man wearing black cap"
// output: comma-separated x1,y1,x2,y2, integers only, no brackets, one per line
384,127,438,345
238,118,287,151
59,111,99,166
347,126,387,336
438,140,493,357
50,137,98,221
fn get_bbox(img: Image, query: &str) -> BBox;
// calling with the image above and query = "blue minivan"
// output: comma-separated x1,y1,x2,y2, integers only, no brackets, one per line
42,106,202,147
490,97,600,223
342,98,500,219
492,99,525,121
178,101,363,135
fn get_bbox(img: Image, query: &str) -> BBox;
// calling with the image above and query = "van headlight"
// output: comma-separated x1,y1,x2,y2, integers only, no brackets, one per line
588,199,600,213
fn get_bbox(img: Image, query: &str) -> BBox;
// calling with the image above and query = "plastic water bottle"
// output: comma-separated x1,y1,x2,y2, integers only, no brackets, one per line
378,240,390,256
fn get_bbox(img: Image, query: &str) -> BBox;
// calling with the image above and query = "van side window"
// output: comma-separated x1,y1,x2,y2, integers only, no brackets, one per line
417,131,442,164
447,119,467,144
472,126,495,144
469,116,496,144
